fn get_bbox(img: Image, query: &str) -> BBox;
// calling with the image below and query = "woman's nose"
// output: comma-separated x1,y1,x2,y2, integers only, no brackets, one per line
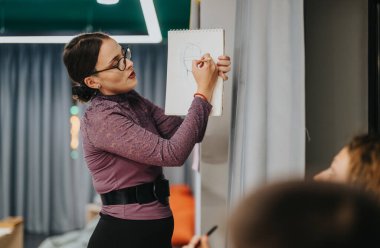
126,59,133,69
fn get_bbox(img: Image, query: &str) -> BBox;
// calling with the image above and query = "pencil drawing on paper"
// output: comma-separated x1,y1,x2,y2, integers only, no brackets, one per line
181,43,202,80
166,29,224,116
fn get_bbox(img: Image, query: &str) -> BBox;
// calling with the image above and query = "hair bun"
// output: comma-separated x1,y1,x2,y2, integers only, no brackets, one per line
72,83,96,102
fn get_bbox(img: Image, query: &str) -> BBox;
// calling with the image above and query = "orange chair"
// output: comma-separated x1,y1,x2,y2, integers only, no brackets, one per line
170,185,195,247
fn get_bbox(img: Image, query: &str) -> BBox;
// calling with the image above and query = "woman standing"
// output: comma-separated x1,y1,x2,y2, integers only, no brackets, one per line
63,32,231,248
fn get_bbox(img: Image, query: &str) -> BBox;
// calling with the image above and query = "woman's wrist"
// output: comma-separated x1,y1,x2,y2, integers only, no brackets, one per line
194,92,209,102
195,88,213,102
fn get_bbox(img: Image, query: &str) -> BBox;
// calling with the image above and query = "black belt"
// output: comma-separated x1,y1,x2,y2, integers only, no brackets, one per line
100,178,170,206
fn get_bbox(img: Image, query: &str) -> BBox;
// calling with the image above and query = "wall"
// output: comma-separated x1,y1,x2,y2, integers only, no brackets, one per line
305,0,368,176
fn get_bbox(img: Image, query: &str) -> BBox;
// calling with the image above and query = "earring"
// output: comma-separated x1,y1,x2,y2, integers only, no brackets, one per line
97,85,101,89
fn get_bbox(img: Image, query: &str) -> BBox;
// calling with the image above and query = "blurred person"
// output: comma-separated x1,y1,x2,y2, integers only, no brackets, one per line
314,133,380,199
63,32,231,248
185,181,380,248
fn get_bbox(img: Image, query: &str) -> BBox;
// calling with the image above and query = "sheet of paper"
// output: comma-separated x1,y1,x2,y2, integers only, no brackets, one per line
165,29,225,116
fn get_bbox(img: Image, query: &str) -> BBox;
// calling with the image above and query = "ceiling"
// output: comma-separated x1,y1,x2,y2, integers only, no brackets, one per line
0,0,191,40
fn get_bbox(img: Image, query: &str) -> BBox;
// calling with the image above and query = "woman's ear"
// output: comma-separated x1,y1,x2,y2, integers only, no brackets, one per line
83,76,100,89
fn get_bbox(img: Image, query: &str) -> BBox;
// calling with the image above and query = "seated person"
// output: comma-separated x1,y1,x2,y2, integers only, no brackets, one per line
184,181,380,248
314,133,380,199
186,133,380,248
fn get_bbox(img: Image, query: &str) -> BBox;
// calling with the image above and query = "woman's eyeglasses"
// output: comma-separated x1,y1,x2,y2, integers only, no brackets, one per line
87,46,132,77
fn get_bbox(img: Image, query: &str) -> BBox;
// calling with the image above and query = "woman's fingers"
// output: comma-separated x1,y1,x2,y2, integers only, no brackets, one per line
182,235,201,248
218,55,230,60
200,236,211,248
202,53,211,59
194,54,230,81
217,63,231,81
217,59,231,66
217,54,231,81
189,235,201,244
192,60,205,70
216,60,231,66
218,65,231,72
219,71,228,80
193,56,215,70
182,235,210,248
217,55,231,79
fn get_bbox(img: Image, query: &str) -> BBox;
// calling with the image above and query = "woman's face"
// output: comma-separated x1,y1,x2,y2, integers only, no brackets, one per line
314,147,351,183
92,38,137,95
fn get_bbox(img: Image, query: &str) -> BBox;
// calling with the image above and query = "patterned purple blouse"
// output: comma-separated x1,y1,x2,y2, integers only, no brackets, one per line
81,90,212,220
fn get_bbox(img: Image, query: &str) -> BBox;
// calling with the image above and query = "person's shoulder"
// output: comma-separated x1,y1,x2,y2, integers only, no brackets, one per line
91,97,122,110
84,97,124,121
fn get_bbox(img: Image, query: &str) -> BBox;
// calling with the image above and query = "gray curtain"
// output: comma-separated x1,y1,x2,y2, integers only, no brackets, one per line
0,44,92,234
228,0,305,207
0,43,190,234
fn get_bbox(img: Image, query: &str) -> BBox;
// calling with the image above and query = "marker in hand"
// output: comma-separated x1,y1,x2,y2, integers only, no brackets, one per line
195,225,218,248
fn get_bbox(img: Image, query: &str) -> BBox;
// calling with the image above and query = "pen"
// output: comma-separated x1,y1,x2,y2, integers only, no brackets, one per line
206,225,218,236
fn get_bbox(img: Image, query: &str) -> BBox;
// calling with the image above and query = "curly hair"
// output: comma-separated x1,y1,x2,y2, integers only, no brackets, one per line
347,133,380,200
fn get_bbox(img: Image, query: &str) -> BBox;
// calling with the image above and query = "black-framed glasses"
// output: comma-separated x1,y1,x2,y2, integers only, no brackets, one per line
87,46,132,77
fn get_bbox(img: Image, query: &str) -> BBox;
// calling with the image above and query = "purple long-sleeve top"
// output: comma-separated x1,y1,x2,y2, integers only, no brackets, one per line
81,90,212,220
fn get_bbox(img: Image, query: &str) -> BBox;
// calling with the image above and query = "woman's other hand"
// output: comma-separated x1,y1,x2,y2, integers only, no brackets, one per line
182,235,211,248
192,53,219,102
216,55,231,81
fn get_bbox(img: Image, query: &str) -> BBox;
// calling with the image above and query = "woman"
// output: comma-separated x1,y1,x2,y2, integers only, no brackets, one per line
63,32,231,248
314,133,380,199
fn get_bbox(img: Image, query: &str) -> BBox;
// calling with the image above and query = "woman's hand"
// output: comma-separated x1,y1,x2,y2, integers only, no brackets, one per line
182,235,211,248
192,54,231,102
192,53,219,102
216,55,231,80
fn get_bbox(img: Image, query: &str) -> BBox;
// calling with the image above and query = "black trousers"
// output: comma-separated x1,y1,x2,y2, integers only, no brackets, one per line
88,213,174,248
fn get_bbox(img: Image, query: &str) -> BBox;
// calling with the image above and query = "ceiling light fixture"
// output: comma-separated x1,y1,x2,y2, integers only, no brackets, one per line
97,0,119,5
0,0,162,44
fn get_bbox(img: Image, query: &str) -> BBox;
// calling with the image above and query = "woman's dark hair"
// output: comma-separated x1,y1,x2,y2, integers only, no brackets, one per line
63,32,110,102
